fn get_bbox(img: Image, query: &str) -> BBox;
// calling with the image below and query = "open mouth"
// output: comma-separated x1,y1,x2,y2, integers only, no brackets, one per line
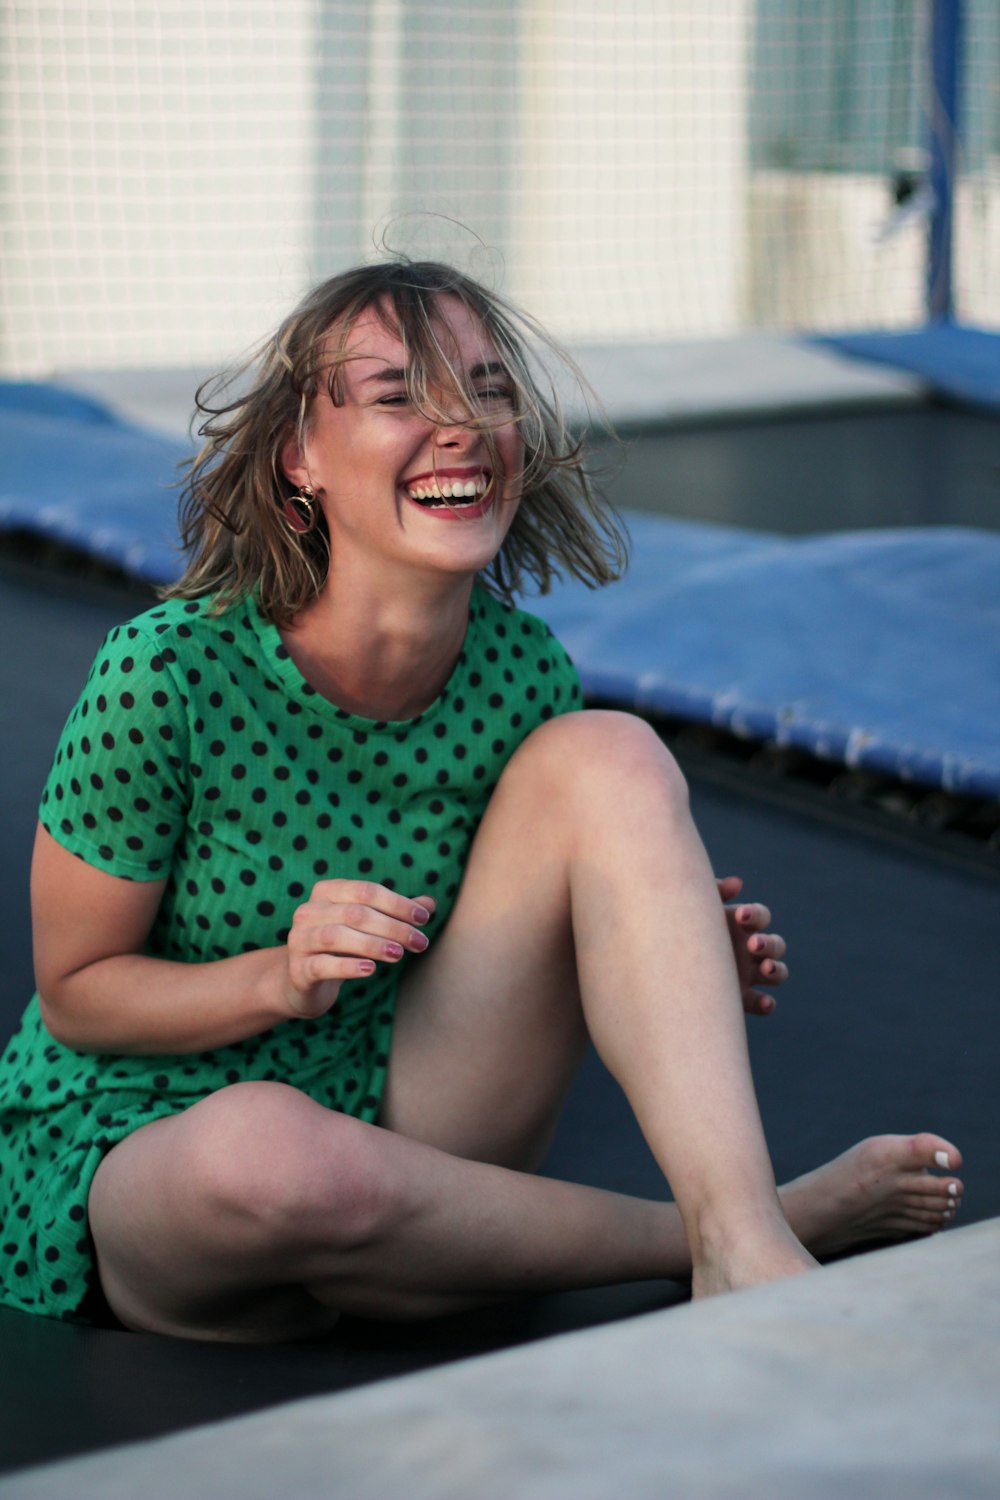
403,470,492,509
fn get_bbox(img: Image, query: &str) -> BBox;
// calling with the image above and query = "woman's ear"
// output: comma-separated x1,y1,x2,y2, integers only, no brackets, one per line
279,429,309,490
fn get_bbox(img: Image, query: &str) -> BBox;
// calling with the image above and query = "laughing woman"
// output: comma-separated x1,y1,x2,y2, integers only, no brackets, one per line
0,261,962,1340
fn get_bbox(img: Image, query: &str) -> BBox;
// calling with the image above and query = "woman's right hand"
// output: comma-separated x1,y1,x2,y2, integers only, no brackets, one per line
283,881,437,1019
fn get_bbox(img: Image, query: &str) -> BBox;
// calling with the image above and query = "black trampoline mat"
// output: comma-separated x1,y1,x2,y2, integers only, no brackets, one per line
590,403,1000,536
1,556,997,1477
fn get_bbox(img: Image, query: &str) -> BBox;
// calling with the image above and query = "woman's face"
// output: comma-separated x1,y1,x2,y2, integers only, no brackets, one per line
282,294,525,588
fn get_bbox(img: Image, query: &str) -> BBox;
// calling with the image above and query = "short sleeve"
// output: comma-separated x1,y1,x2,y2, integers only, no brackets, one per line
39,620,191,880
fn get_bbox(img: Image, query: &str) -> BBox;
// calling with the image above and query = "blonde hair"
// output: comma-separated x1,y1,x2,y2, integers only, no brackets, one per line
165,259,628,625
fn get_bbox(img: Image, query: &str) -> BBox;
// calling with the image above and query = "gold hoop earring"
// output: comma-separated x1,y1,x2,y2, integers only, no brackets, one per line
281,486,316,536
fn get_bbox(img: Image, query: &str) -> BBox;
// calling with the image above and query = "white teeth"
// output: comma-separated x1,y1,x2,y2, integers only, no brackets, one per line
405,473,490,505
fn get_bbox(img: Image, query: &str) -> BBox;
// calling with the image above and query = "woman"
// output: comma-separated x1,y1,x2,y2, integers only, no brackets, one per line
0,261,962,1341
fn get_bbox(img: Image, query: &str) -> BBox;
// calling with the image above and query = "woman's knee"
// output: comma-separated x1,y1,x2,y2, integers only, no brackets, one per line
171,1082,397,1255
504,709,689,813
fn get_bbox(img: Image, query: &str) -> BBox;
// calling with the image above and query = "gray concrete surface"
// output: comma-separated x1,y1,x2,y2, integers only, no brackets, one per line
4,1220,998,1500
59,334,924,441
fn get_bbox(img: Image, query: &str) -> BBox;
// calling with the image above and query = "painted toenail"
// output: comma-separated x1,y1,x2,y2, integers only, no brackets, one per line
934,1151,950,1168
948,1183,958,1197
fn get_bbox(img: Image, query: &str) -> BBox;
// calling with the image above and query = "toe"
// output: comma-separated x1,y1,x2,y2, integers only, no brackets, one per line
907,1207,954,1232
900,1190,958,1213
878,1213,944,1239
906,1133,963,1173
904,1175,963,1202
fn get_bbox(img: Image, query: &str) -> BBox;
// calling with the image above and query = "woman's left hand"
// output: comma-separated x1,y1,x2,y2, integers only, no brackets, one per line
716,874,788,1018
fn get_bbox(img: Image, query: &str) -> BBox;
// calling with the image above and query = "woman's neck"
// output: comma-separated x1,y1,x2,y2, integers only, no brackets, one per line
279,572,475,721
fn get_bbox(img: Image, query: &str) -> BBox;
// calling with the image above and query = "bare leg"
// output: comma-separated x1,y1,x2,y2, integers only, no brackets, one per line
90,1083,698,1341
382,712,963,1289
89,1086,962,1341
387,711,815,1297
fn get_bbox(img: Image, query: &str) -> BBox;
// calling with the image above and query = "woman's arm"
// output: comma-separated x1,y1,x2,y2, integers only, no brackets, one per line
31,824,435,1055
31,823,290,1054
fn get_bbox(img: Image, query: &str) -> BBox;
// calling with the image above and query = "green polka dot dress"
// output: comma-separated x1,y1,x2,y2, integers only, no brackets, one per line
0,583,581,1323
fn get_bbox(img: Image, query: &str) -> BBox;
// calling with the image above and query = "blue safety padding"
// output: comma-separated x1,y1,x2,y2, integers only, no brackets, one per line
529,515,1000,797
813,325,1000,412
5,381,1000,796
0,382,185,581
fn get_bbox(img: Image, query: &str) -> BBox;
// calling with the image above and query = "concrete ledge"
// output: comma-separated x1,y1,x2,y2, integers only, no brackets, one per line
4,1220,997,1499
564,335,927,429
56,335,927,443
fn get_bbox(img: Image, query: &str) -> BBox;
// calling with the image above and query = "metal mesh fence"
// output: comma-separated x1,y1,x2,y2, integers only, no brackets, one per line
1,1,995,374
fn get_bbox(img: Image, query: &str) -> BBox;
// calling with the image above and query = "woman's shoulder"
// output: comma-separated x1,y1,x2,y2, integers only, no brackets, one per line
469,586,581,690
72,593,275,711
93,592,259,668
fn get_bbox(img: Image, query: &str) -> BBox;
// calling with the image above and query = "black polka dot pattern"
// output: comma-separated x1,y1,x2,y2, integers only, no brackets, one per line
0,584,582,1323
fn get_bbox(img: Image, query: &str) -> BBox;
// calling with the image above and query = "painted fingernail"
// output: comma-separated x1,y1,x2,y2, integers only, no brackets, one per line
358,960,376,975
409,931,429,952
935,1150,950,1169
948,1183,959,1197
385,941,404,959
749,936,763,953
412,905,431,924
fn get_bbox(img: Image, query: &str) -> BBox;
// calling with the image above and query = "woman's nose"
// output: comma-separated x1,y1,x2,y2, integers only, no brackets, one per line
434,412,475,447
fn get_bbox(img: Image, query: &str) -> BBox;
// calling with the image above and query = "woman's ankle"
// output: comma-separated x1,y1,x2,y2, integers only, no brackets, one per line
688,1198,817,1298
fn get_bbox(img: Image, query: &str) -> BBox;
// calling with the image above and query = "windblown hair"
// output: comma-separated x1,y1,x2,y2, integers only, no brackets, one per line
165,259,629,625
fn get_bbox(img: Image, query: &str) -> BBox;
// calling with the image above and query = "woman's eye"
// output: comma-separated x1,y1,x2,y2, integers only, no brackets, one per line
375,393,410,407
477,386,514,405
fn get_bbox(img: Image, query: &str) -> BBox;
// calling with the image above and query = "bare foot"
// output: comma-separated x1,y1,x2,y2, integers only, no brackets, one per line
779,1133,964,1258
691,1211,819,1300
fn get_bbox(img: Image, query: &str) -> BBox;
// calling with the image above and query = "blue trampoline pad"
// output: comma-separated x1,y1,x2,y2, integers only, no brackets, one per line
815,325,1000,413
5,380,1000,797
528,515,1000,798
0,382,183,582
